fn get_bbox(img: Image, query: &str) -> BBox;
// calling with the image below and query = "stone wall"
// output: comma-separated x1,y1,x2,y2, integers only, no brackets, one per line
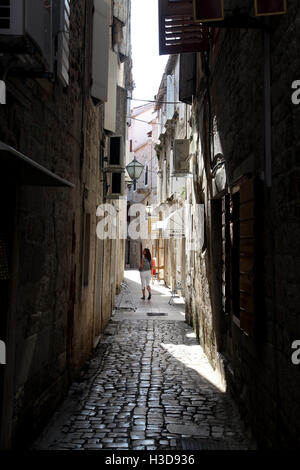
0,0,124,448
186,4,300,448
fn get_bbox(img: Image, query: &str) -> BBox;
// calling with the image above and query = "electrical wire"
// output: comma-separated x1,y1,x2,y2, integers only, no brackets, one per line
128,116,164,126
130,140,161,169
128,97,181,105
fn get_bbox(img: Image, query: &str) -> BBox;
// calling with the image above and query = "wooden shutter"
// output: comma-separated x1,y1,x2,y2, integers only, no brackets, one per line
239,179,255,336
106,171,125,199
173,139,190,174
158,0,209,55
179,53,196,105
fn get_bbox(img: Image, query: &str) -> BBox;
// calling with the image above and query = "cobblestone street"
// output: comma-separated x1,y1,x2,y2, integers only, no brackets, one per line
34,271,251,451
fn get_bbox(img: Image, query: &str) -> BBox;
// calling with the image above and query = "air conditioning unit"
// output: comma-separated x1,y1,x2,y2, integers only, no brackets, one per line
106,170,125,200
0,0,53,75
108,136,124,168
173,139,191,175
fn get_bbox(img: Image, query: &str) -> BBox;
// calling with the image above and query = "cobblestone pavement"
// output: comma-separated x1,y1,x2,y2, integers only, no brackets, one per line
34,271,252,450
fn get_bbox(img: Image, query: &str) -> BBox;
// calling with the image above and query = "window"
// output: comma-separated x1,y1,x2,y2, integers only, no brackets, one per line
0,1,10,29
179,53,196,105
166,75,175,120
109,136,123,166
144,165,149,186
111,172,122,194
163,159,167,201
0,0,53,71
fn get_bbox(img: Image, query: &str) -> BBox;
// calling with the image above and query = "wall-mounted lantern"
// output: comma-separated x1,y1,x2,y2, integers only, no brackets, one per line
126,157,144,182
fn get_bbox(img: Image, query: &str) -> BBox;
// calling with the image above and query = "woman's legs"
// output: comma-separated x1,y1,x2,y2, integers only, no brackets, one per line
146,272,151,299
147,284,151,300
140,272,146,299
141,271,151,299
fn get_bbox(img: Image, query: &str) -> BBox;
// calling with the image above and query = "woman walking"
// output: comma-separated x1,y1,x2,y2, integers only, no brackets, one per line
139,248,152,300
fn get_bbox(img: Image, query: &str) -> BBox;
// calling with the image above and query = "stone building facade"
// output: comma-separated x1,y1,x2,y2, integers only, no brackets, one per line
157,0,300,448
154,56,188,289
126,103,158,269
0,0,131,449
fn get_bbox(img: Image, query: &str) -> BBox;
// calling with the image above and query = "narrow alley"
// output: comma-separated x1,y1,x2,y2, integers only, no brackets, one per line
1,0,300,454
34,271,250,451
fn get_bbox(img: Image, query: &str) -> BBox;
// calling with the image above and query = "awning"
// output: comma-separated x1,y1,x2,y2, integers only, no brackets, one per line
0,141,74,188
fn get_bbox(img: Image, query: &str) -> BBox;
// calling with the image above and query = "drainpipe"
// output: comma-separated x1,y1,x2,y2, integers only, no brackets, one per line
264,24,272,187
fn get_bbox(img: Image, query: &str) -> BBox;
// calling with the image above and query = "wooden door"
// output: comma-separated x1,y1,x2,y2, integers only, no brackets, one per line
239,179,255,336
